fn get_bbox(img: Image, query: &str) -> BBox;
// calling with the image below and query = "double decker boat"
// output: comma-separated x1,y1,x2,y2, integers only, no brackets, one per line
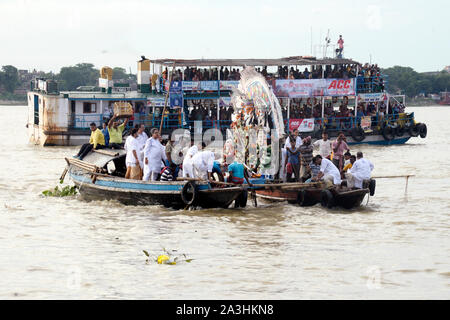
27,55,427,146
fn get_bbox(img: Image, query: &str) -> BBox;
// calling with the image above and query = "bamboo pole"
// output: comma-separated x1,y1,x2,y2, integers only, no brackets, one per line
92,149,120,157
160,62,176,133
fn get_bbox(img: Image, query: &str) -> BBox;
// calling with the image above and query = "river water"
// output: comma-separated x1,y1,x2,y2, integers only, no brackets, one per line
0,105,448,299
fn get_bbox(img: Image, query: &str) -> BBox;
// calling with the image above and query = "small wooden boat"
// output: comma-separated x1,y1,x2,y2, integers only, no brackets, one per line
62,149,244,210
252,178,376,210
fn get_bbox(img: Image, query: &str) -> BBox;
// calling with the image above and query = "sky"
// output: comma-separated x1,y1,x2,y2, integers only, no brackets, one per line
0,0,449,73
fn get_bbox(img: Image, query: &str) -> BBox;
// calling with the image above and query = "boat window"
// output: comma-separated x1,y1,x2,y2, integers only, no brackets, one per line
83,102,97,113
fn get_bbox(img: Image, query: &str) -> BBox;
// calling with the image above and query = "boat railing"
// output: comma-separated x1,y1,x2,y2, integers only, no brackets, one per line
72,113,105,128
286,112,415,137
356,75,388,94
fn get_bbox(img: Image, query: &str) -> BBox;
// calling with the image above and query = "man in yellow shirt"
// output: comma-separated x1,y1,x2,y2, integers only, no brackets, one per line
75,122,105,160
108,114,129,149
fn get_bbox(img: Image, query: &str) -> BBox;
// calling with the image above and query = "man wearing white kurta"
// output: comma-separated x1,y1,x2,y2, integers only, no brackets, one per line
192,150,215,181
312,155,341,186
285,129,303,149
124,129,142,180
346,152,374,189
143,129,167,181
182,143,198,178
136,125,148,164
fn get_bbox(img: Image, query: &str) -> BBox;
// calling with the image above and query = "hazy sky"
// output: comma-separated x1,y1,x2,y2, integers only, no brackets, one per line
1,0,448,73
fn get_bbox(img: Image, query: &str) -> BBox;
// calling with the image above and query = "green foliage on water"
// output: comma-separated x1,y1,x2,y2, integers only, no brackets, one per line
42,184,78,197
143,249,193,265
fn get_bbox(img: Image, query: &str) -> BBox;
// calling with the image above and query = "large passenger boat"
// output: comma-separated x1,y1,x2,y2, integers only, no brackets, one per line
27,56,427,146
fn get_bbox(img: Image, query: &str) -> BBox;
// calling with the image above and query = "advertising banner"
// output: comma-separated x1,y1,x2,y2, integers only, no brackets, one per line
361,116,372,132
289,118,315,132
169,93,183,108
219,81,239,91
358,92,387,102
146,97,165,107
273,78,355,98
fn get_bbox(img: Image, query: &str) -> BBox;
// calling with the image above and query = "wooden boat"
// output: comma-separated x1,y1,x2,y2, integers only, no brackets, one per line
253,178,375,210
62,149,244,210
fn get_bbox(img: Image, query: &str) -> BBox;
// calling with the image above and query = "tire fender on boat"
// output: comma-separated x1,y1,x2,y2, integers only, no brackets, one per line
409,123,420,137
351,127,365,142
181,181,197,206
396,125,405,137
419,123,427,138
320,189,335,209
382,125,394,141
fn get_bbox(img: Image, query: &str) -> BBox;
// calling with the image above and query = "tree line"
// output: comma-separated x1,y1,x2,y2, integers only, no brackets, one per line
0,63,136,95
382,66,450,97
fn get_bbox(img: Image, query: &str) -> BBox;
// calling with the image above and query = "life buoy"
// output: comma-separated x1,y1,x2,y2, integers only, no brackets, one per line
419,123,427,138
382,125,394,141
181,181,197,206
409,123,420,137
296,190,306,206
351,127,365,142
320,189,335,208
369,179,376,196
234,189,248,208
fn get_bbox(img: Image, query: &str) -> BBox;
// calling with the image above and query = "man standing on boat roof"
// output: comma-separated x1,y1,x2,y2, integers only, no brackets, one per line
337,35,344,58
74,122,105,160
312,155,342,187
346,152,374,189
143,128,167,181
108,114,129,149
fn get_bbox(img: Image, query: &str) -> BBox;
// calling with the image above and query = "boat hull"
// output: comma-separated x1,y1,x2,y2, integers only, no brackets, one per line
70,171,243,209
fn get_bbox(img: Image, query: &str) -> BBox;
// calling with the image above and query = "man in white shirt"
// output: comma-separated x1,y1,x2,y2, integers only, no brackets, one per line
182,141,199,178
285,129,302,149
143,128,167,181
312,155,342,186
312,131,333,159
192,150,215,181
346,152,374,189
124,128,142,180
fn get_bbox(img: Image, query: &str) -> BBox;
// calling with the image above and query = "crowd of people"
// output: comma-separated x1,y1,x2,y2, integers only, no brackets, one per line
283,129,374,189
74,116,253,188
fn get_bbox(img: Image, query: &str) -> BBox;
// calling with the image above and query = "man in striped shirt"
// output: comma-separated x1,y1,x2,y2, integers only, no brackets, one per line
160,163,177,182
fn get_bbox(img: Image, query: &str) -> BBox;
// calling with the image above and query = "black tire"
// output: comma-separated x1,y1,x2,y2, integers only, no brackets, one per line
320,189,335,208
351,127,365,142
296,190,306,206
382,125,394,141
369,179,376,196
419,123,427,138
409,123,420,137
234,190,248,208
396,125,405,137
181,181,197,206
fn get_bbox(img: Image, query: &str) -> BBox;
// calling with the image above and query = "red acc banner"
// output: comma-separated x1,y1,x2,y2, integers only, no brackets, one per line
289,118,315,132
273,78,355,98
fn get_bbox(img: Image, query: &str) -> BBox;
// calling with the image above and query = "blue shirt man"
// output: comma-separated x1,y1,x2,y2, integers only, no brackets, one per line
228,161,245,184
101,123,110,147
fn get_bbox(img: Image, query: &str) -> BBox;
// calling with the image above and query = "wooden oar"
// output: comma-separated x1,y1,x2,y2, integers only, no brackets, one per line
372,174,414,194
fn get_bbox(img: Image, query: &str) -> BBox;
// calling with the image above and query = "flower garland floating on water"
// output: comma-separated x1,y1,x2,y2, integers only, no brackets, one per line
143,249,193,265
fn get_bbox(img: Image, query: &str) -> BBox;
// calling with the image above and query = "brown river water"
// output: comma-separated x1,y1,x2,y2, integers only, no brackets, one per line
0,105,449,299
